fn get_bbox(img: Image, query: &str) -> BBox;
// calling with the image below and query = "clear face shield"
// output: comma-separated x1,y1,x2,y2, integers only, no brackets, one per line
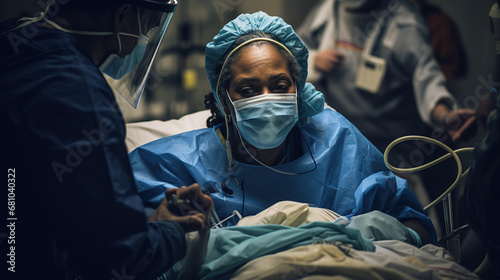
104,0,178,108
6,0,178,109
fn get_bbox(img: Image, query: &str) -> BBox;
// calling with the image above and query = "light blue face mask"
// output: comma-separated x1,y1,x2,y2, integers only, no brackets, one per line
230,91,299,150
98,6,149,80
99,33,149,79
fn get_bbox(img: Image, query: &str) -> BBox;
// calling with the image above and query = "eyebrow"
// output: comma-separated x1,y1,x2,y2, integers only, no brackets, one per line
234,73,292,85
234,77,259,85
270,73,292,81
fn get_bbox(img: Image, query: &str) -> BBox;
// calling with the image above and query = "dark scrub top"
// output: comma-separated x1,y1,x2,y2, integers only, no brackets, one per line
0,18,185,280
465,96,500,264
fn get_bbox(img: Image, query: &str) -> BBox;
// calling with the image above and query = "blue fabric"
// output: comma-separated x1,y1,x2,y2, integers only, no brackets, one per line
1,19,185,280
199,222,374,280
205,11,324,124
299,82,326,126
129,108,436,243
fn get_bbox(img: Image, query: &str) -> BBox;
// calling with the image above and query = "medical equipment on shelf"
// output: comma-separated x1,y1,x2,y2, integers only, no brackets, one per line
383,135,474,260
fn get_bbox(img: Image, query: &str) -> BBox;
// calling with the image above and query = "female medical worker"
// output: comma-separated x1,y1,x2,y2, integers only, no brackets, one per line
129,11,435,246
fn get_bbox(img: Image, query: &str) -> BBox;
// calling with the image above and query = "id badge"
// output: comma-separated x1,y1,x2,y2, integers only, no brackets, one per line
355,55,387,94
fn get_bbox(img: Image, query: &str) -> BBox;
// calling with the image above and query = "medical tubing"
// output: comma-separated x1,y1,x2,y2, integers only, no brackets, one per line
436,224,470,247
383,135,474,211
211,210,242,229
241,180,245,215
224,115,234,169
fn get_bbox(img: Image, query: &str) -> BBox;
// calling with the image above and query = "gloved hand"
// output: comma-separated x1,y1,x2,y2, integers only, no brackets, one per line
347,210,422,247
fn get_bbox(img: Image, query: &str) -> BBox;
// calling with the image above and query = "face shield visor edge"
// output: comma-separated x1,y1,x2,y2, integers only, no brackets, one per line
105,0,178,108
9,0,178,109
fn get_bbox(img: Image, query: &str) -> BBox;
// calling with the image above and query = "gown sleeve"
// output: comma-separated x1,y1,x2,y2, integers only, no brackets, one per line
390,17,456,126
129,134,200,208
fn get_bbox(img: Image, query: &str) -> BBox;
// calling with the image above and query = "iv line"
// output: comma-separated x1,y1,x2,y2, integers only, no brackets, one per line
383,135,474,211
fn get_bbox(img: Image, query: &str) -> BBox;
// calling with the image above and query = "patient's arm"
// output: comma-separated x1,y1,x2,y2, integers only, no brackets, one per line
403,219,433,245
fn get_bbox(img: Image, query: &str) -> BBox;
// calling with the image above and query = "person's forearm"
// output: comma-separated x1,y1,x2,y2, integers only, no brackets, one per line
403,219,433,245
431,101,451,127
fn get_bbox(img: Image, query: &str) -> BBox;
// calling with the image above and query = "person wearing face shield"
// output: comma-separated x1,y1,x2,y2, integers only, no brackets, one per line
129,11,435,251
0,0,213,279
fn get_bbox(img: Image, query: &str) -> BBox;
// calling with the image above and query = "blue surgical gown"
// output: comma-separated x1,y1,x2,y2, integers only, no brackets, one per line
129,108,436,242
0,19,185,280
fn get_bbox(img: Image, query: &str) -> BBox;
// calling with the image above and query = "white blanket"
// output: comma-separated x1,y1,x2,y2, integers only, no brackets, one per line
125,109,210,153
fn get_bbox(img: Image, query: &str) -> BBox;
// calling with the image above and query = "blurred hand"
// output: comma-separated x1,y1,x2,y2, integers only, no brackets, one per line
314,49,344,73
476,97,495,126
444,108,476,142
149,183,213,233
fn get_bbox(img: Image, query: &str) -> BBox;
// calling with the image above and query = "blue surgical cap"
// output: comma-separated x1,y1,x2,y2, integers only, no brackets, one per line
205,11,324,124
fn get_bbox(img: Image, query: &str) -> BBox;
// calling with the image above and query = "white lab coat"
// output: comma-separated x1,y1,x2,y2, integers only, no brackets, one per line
297,0,456,153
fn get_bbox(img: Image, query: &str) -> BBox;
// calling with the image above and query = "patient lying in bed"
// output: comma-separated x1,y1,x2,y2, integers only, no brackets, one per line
125,110,478,280
165,201,479,280
125,11,479,280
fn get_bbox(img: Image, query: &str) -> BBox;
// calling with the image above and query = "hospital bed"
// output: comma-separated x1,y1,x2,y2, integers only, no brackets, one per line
125,110,495,279
125,109,211,153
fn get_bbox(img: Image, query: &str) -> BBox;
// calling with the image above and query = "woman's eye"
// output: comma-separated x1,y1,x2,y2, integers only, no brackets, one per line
273,83,290,93
239,87,257,96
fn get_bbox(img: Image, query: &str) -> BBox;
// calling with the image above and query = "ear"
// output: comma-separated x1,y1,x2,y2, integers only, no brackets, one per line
113,4,133,33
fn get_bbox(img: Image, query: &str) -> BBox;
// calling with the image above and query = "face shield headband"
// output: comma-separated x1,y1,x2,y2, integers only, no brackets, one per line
214,37,295,117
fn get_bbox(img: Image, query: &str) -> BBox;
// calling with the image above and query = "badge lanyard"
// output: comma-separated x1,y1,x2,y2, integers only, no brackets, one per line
334,0,390,94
